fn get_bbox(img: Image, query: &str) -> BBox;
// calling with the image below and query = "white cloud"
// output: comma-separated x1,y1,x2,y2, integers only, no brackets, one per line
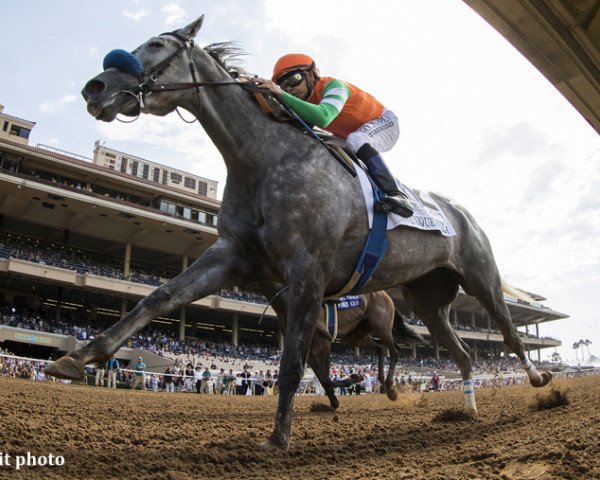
39,101,56,114
61,94,78,105
122,9,150,23
38,94,79,115
160,3,186,26
479,122,549,163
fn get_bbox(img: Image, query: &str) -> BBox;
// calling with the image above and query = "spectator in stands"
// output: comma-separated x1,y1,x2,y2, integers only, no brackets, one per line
164,367,175,393
363,372,373,394
95,363,105,387
255,370,265,396
184,363,195,392
224,368,236,395
240,366,251,395
106,356,119,389
194,365,203,394
131,356,146,391
263,369,273,396
201,367,212,394
150,374,159,392
216,368,225,395
431,371,441,392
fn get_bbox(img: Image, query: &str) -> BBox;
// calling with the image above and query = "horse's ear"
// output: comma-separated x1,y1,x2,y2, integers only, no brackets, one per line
180,15,204,39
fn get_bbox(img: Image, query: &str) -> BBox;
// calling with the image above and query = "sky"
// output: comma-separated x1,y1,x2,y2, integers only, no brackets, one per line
1,1,598,364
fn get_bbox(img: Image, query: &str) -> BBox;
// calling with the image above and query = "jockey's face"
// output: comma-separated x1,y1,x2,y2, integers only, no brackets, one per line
281,71,313,100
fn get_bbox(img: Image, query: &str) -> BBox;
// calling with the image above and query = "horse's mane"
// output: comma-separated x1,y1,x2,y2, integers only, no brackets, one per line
205,41,247,75
204,41,294,121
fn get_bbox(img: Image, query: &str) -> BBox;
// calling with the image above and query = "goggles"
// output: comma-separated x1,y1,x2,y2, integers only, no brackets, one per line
277,71,305,89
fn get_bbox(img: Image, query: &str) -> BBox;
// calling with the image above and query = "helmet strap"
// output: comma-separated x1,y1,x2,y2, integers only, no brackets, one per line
304,69,318,100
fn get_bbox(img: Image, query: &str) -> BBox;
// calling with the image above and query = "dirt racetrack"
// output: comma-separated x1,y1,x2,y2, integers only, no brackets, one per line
1,374,598,480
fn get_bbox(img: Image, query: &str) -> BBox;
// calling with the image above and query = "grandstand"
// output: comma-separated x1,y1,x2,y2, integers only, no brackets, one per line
0,103,568,371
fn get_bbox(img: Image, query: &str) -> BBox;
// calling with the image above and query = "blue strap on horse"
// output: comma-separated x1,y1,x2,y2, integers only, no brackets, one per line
323,295,361,341
324,302,339,340
348,186,389,293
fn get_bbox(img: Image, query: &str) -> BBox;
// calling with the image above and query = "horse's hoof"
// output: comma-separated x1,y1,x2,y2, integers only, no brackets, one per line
386,387,398,402
466,407,478,418
531,371,553,388
45,356,85,381
260,434,288,449
540,371,553,386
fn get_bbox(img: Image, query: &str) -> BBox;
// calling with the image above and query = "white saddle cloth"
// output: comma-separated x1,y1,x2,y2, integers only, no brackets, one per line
356,166,456,237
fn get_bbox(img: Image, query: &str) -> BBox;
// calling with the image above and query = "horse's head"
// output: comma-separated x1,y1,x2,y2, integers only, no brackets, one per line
82,15,218,121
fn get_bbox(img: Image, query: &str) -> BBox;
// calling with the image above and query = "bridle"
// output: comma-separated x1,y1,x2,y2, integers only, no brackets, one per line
118,31,246,122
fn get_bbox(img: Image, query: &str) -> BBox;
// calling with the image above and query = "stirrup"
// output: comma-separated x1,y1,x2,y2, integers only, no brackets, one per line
375,196,414,218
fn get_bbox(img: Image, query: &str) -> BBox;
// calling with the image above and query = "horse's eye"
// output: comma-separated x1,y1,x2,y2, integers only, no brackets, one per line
148,41,163,48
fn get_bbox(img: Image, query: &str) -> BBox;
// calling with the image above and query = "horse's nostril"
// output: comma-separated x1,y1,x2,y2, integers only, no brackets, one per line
85,79,106,95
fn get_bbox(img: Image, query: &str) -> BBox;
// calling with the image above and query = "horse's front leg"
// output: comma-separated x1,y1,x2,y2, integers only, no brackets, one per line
46,240,248,380
266,273,324,448
307,336,340,409
260,282,339,409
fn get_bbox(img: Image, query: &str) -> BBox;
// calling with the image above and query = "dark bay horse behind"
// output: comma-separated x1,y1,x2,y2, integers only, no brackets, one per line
46,16,552,448
293,291,425,409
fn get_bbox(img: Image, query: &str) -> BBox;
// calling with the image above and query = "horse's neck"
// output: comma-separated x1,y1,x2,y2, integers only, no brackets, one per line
181,66,275,180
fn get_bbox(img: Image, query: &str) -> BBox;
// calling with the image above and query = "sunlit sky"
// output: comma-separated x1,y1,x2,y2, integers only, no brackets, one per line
1,1,598,364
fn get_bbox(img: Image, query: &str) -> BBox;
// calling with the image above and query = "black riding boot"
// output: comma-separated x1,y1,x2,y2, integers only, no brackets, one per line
356,144,414,218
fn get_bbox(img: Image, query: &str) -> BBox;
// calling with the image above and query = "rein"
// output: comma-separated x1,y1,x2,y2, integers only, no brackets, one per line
118,31,270,122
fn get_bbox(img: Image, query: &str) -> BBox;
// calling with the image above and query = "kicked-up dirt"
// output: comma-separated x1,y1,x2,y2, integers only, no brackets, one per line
0,374,598,479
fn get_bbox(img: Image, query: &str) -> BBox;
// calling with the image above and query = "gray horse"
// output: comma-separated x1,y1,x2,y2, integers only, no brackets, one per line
46,16,552,448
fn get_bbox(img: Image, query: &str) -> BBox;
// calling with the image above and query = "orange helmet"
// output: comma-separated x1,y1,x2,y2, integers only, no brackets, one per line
271,54,316,82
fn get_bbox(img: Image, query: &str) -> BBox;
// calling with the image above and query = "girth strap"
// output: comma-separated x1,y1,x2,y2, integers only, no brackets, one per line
326,182,389,298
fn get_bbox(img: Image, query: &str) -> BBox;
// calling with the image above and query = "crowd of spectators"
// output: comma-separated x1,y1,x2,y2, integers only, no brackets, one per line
0,232,559,343
405,317,558,342
0,305,281,366
2,304,585,397
0,233,163,286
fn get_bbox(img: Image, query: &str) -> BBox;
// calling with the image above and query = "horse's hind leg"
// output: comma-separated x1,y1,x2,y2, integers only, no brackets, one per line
403,269,478,414
366,293,399,401
46,240,247,380
460,267,551,388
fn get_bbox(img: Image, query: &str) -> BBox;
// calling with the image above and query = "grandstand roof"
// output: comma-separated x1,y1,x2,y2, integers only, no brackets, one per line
451,291,568,326
464,0,600,134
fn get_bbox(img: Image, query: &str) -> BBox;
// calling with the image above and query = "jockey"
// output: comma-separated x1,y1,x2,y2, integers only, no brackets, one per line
254,53,413,218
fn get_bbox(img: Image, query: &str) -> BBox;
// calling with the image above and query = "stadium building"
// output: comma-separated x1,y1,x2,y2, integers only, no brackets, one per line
0,103,567,367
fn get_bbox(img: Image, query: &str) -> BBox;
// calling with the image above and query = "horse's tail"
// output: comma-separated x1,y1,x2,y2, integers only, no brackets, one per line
501,280,535,303
392,309,428,346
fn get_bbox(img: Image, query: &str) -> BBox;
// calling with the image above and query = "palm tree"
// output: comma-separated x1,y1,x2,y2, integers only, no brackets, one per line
551,351,561,364
573,342,580,362
579,340,586,361
584,339,592,359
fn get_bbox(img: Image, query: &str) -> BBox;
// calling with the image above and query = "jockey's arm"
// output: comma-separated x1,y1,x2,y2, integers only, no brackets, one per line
280,79,350,128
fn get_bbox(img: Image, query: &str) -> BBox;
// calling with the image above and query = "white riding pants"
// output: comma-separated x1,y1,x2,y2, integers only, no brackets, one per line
345,108,400,154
